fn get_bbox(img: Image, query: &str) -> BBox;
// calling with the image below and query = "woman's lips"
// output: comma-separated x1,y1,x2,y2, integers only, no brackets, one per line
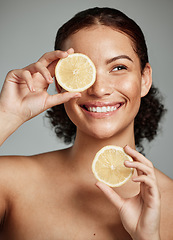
80,102,124,118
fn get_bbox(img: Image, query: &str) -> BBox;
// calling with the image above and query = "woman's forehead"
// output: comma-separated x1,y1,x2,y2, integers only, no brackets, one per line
63,25,138,63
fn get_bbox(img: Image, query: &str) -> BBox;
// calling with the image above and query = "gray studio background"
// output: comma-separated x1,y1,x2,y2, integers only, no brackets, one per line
0,0,173,178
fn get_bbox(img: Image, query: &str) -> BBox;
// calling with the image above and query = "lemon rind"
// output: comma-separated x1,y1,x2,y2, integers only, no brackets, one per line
92,145,134,188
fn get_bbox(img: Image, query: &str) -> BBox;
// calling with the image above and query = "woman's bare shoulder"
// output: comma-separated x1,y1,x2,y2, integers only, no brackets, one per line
155,169,173,239
0,148,71,179
155,168,173,193
32,147,72,166
155,168,173,202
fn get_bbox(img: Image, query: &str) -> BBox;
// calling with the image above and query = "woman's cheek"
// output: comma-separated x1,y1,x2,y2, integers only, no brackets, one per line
64,99,81,124
120,76,142,101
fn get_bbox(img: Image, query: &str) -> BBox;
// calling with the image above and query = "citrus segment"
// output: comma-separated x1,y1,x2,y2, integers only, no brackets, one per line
92,145,134,187
55,53,96,92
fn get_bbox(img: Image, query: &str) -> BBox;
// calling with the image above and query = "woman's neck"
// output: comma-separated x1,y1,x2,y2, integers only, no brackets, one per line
68,125,135,176
72,125,136,156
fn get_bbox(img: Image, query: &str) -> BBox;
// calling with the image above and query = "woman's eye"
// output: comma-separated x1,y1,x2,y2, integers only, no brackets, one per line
112,65,127,72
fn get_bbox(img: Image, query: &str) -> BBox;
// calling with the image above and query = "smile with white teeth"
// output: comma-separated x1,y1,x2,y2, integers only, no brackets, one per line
86,106,118,113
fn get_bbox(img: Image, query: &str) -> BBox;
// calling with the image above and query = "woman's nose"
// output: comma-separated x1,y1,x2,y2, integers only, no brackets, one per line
87,72,113,98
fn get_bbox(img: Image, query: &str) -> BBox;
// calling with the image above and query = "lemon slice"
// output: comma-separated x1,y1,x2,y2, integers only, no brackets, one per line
92,145,134,187
55,53,96,92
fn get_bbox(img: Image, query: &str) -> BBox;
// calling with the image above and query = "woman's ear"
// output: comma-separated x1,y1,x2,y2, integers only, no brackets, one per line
141,63,152,97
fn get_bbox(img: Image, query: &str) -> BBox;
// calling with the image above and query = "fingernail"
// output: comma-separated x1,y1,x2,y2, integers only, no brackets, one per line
123,145,128,150
124,160,132,165
63,51,68,57
124,145,132,152
30,86,35,92
132,177,138,182
49,78,54,83
47,75,53,83
73,93,81,98
95,181,102,189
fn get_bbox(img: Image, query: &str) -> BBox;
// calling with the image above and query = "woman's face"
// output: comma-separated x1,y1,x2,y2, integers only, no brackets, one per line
62,25,151,139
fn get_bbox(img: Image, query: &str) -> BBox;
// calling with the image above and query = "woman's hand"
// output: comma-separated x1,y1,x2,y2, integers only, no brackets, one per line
96,145,161,240
0,48,80,124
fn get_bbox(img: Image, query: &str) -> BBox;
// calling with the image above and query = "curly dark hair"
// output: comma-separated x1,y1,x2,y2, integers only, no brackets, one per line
46,7,166,152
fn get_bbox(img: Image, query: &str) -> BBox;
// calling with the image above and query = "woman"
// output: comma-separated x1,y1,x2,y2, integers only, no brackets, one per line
0,7,172,240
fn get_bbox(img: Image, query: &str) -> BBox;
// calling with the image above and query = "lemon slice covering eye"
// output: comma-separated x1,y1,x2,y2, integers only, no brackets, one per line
55,53,96,92
92,145,134,187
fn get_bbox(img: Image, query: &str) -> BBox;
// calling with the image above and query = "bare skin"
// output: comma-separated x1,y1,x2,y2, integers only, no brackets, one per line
0,26,173,240
0,151,172,240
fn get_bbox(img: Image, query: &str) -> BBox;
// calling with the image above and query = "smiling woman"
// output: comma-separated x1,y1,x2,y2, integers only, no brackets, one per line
60,26,147,141
47,7,165,152
0,6,173,240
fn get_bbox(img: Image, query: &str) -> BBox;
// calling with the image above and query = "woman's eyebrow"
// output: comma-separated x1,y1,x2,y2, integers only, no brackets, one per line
106,55,133,64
